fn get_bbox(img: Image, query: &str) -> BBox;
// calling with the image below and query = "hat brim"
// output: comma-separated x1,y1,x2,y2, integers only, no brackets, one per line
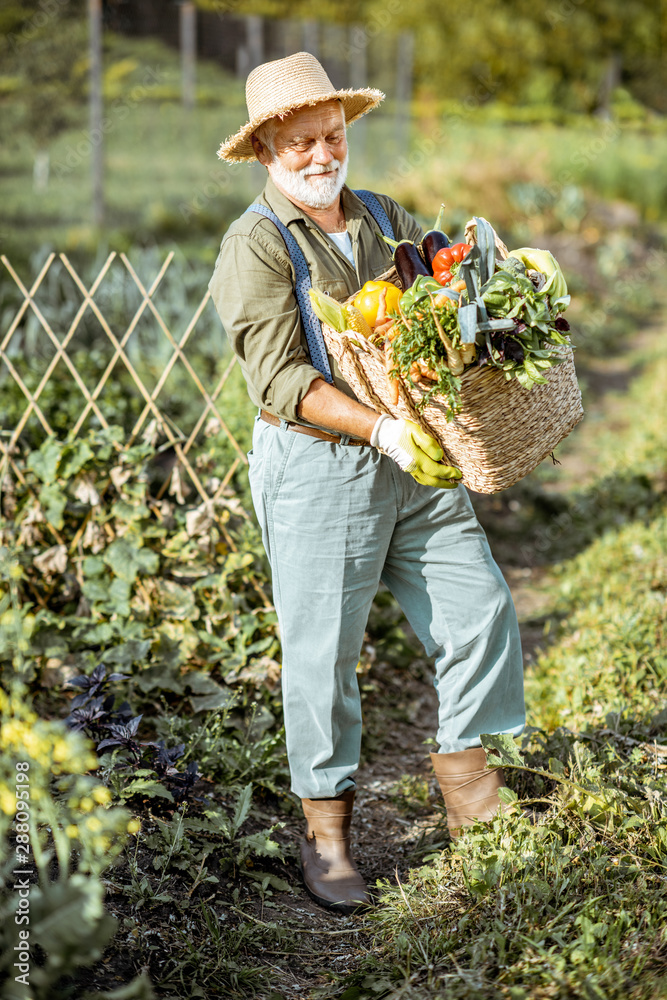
217,88,385,163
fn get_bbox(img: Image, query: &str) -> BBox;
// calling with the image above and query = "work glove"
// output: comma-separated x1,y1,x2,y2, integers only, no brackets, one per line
370,416,462,489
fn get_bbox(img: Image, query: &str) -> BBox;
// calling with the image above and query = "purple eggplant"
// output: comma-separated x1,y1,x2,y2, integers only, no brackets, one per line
420,230,451,272
394,240,430,290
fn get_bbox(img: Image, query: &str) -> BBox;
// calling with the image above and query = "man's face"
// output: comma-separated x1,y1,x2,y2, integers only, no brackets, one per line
255,100,349,210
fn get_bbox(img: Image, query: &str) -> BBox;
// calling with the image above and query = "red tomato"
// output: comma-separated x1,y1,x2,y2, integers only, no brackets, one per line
433,247,455,269
449,242,472,263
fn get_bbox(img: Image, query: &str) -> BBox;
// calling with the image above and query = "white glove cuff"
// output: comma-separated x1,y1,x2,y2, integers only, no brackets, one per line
370,414,393,451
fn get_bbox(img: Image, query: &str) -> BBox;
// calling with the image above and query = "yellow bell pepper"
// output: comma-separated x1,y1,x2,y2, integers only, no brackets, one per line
352,280,402,328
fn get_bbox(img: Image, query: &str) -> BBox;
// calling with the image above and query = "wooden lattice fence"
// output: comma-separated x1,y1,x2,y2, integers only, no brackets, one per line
0,250,258,568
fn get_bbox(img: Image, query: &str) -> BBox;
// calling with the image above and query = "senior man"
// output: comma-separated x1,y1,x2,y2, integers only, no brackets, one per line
209,52,525,914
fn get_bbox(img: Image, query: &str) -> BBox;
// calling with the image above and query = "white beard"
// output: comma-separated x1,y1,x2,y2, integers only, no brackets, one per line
268,152,349,209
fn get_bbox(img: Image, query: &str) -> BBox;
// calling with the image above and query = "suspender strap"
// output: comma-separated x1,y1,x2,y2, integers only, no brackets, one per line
246,203,334,384
245,191,394,383
353,189,395,240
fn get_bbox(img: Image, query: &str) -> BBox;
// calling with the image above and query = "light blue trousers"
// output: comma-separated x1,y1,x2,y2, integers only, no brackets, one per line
248,416,525,800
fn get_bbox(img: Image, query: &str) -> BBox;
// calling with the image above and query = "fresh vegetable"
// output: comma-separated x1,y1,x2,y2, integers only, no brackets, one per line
506,247,568,301
394,241,431,290
387,215,571,415
432,243,472,285
343,304,373,338
421,231,451,271
384,340,399,404
428,293,464,375
497,256,526,278
352,280,402,327
399,275,442,312
309,288,346,332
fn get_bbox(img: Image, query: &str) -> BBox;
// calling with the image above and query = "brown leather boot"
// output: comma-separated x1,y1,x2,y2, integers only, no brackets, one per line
300,790,372,914
431,746,507,838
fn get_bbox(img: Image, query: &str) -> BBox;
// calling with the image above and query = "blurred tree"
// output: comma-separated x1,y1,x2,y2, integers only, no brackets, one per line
1,0,89,189
193,0,665,115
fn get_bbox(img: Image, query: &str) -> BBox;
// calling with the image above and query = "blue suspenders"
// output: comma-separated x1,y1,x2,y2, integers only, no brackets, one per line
245,190,395,383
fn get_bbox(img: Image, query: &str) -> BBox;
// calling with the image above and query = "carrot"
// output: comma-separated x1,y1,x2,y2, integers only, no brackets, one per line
417,359,439,381
376,287,388,327
384,340,399,405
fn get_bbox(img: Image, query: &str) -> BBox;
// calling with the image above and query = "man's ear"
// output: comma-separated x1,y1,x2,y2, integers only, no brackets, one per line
251,134,271,166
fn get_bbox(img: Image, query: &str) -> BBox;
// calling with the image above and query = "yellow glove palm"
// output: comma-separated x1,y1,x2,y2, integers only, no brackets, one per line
371,417,462,490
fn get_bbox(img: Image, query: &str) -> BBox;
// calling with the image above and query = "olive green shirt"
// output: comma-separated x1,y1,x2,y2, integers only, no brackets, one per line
208,176,423,426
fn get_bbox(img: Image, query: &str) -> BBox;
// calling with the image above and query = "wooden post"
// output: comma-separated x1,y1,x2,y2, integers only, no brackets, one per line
302,19,318,58
180,1,196,111
246,16,263,72
88,0,104,229
395,31,414,157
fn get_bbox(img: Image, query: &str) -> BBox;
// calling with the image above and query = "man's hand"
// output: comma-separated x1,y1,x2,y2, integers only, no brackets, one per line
370,416,462,489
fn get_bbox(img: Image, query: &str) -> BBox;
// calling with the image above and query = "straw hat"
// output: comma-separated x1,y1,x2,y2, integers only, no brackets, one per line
217,51,384,163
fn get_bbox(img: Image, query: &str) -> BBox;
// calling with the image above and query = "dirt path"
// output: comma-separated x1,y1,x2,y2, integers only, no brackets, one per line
245,562,557,998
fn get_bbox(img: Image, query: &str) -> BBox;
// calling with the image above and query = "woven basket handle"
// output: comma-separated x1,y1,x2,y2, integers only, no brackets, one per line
463,217,509,261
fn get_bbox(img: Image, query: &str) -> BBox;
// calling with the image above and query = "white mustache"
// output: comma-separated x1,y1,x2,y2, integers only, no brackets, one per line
303,162,339,176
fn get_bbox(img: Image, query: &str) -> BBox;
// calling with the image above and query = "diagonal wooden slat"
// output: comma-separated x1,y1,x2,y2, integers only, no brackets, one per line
181,352,242,460
71,252,175,438
2,254,116,449
126,277,210,446
119,255,248,467
0,252,56,352
58,255,217,506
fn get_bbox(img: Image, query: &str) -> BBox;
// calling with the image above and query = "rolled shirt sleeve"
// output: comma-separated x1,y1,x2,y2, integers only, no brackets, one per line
209,229,321,423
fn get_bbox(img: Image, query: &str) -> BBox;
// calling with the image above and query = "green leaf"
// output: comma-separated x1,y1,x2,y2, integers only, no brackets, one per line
27,437,62,483
121,779,174,801
101,639,151,669
549,757,566,775
497,786,519,804
30,873,117,972
480,733,525,768
60,439,94,479
104,538,159,583
240,832,283,858
245,870,291,891
232,783,253,834
38,482,67,529
85,972,156,1000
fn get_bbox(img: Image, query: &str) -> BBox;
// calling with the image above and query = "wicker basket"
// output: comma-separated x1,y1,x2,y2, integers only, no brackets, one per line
321,263,584,494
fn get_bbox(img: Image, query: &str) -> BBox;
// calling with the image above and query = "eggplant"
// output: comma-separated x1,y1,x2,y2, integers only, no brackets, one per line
394,240,430,290
420,230,451,272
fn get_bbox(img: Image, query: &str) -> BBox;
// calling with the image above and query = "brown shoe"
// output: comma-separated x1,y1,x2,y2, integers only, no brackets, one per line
431,746,507,838
300,790,372,914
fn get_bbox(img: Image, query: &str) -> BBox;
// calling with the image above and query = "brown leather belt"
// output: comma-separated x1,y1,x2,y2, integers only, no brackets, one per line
260,410,365,446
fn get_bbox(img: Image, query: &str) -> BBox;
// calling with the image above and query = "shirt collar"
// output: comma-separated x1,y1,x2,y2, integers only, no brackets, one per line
262,175,370,229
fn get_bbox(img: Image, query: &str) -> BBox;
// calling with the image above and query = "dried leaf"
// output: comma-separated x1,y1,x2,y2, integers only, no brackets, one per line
33,543,67,576
186,503,214,538
74,474,100,506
